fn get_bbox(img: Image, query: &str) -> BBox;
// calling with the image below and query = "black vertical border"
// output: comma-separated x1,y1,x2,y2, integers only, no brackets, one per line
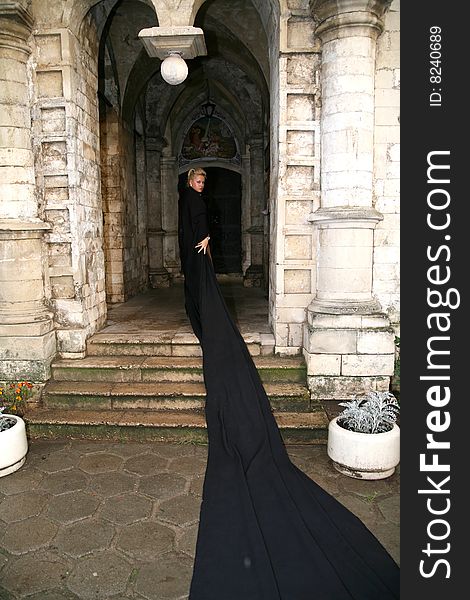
401,2,465,598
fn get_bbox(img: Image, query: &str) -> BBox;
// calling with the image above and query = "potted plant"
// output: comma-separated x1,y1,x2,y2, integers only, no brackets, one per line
0,381,32,478
327,390,400,480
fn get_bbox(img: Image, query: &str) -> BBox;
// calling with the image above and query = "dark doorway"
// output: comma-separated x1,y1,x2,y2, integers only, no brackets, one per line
178,168,242,274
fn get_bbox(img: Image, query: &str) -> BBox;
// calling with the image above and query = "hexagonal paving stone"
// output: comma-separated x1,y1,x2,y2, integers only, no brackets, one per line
29,439,71,454
100,493,153,525
189,473,204,496
123,453,169,476
38,470,89,495
0,490,49,522
139,472,187,500
135,552,194,600
0,468,44,495
378,495,400,524
46,491,100,524
22,590,80,600
66,551,132,599
102,441,153,457
116,521,175,560
78,453,123,474
88,471,136,497
2,516,58,554
1,551,70,597
157,494,201,526
335,494,378,526
169,456,207,477
34,451,76,473
53,518,116,557
150,443,196,459
177,523,199,557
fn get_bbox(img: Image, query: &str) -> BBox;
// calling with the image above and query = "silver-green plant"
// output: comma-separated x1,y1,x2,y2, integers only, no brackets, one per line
337,391,399,434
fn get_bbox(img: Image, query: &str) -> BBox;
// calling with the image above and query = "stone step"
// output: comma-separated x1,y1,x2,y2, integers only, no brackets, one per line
51,355,307,384
42,380,312,413
86,331,275,357
23,407,329,445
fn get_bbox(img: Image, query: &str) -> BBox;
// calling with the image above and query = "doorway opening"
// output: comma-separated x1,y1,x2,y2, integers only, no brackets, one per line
178,167,242,274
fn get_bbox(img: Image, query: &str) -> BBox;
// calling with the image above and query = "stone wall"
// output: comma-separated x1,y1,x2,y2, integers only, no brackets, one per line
270,0,319,355
373,0,400,330
31,12,107,358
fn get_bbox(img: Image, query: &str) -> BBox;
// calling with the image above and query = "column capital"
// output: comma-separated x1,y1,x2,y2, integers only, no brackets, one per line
310,0,392,40
307,206,384,228
0,2,34,55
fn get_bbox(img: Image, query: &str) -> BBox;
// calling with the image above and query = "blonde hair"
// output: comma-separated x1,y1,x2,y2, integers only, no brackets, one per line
187,167,207,186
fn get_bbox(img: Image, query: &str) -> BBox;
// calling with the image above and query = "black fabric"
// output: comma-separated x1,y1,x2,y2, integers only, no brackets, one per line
179,186,210,341
181,200,400,599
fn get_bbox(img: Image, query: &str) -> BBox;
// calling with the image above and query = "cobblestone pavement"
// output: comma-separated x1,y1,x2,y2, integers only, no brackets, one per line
0,439,399,599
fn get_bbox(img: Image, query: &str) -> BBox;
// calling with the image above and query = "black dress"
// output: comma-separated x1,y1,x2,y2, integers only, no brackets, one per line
179,188,400,600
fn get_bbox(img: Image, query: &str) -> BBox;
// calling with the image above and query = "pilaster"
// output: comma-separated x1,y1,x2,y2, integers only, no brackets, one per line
304,0,395,399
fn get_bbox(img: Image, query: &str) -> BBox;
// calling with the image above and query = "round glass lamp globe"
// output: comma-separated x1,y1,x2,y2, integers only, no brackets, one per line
161,54,188,85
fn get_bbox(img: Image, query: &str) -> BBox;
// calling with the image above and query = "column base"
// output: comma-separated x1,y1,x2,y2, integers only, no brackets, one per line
303,307,395,402
149,268,171,288
243,265,264,288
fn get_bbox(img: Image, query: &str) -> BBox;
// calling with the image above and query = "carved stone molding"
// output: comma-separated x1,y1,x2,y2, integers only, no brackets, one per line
310,0,392,40
0,2,34,55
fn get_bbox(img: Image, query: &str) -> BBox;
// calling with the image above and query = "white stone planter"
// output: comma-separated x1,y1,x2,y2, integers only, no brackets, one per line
327,417,400,480
0,415,29,478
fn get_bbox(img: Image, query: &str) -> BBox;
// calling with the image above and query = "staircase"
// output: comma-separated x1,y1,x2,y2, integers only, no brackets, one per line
25,330,328,444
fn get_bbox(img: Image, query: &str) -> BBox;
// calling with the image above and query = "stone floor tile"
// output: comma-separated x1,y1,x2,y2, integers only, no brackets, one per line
370,521,401,566
150,443,198,459
188,473,204,496
334,494,379,526
33,451,77,474
88,471,137,497
169,456,207,477
377,495,400,524
138,473,187,500
46,491,100,524
134,552,194,600
66,551,132,599
28,439,72,455
54,517,116,557
0,551,70,597
103,441,153,457
116,521,175,560
123,453,169,476
38,470,89,495
78,453,124,474
21,589,80,600
176,524,198,557
2,516,58,554
69,440,120,454
99,493,153,525
157,495,201,527
0,468,44,495
0,490,49,522
340,475,398,498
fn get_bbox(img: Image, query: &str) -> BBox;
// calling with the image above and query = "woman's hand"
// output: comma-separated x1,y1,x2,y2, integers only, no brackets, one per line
195,236,210,254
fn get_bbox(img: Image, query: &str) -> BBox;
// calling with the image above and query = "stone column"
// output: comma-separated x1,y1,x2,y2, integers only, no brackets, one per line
304,0,395,401
146,135,171,287
0,4,55,381
160,155,180,277
244,135,265,287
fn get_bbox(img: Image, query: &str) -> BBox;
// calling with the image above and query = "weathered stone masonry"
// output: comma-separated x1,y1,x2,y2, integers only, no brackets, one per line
0,0,400,406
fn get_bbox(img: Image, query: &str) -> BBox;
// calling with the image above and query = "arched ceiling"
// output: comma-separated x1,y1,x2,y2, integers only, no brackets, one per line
91,0,272,149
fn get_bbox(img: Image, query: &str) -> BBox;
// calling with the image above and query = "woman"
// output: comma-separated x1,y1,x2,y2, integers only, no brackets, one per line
178,168,211,342
179,168,400,599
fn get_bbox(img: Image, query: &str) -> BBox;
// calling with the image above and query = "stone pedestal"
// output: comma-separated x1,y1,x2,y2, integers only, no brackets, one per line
0,221,56,381
305,0,395,400
0,5,56,382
